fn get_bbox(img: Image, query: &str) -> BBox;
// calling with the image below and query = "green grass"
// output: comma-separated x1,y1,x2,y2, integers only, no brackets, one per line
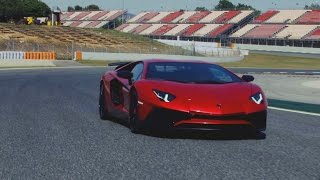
218,53,320,69
79,53,320,70
78,60,120,66
268,99,320,113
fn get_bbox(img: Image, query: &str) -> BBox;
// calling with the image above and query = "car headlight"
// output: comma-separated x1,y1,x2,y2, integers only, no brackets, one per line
251,92,263,104
153,89,176,102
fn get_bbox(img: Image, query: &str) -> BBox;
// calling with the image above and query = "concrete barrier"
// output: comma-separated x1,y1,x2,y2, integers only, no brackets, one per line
0,51,56,60
77,52,244,63
24,52,56,60
0,52,24,60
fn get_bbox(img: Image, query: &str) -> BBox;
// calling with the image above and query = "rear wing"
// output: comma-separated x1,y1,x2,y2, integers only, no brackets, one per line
108,62,131,70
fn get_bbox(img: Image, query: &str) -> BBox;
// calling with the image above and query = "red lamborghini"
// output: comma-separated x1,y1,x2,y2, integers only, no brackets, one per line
99,59,267,134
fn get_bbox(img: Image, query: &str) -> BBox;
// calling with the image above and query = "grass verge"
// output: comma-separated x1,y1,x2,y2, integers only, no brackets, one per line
268,99,320,113
218,53,320,69
77,60,120,66
78,53,320,70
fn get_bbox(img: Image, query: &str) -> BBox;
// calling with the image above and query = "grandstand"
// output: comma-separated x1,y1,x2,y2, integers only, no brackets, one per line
61,10,126,28
114,9,320,48
117,10,254,39
0,23,177,59
231,10,320,47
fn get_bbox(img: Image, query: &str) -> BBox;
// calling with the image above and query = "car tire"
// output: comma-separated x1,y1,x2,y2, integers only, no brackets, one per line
99,83,110,120
129,90,141,134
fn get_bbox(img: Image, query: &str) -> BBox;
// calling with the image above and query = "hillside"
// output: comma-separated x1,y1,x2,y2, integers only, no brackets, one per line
0,23,190,59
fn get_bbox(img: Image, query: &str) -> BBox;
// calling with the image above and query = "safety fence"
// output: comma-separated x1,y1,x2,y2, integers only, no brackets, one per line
0,51,56,60
1,40,242,60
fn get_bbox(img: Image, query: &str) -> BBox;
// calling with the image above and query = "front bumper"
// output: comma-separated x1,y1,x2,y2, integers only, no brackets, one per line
142,108,267,132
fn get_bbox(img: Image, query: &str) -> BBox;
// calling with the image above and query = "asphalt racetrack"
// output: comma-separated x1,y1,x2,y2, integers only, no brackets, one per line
0,68,319,179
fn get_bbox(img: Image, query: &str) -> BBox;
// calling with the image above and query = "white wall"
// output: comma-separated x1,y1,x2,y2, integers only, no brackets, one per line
81,52,244,63
235,44,320,55
156,39,249,57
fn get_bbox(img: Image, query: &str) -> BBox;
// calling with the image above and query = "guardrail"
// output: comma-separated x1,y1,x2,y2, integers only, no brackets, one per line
0,51,56,60
0,51,24,60
25,52,56,60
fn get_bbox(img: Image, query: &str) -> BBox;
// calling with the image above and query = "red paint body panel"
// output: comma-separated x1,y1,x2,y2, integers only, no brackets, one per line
101,59,267,131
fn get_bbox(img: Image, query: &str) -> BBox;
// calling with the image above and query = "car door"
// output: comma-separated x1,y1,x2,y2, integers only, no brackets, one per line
109,62,144,120
122,62,144,113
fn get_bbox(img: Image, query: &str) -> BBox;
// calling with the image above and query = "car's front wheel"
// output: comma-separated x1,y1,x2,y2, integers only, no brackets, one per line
99,83,110,120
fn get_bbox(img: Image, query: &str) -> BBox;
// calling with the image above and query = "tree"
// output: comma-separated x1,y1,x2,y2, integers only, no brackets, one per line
0,0,51,22
214,0,260,17
235,3,261,17
74,5,83,11
195,7,208,11
305,3,320,10
85,4,100,11
215,0,235,10
21,0,51,17
67,6,75,12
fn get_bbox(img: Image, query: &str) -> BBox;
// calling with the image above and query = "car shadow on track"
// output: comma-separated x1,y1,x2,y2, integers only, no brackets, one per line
103,118,266,140
144,130,266,140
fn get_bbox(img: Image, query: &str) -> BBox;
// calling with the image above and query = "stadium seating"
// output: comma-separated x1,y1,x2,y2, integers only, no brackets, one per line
164,24,191,36
172,11,197,23
296,10,320,24
139,24,164,35
305,28,320,39
228,11,253,24
61,12,75,21
193,24,221,37
131,24,153,34
147,12,172,23
186,11,211,23
274,25,318,39
72,12,95,21
152,24,177,35
208,24,233,37
122,24,141,33
69,21,84,27
214,11,241,23
88,11,109,21
252,10,279,23
182,24,206,36
199,11,226,23
76,21,93,28
135,12,159,23
85,21,105,28
242,24,285,38
264,10,308,24
160,11,185,23
230,24,260,37
127,12,149,23
61,10,126,28
115,24,129,31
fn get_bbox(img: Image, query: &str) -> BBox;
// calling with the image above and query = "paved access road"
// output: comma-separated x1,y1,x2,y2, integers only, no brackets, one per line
0,68,319,179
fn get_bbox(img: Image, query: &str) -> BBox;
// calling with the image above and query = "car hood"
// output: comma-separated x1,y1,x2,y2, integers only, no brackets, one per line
145,80,253,115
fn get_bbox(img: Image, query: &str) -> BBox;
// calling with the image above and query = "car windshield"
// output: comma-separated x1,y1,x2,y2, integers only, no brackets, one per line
146,62,242,84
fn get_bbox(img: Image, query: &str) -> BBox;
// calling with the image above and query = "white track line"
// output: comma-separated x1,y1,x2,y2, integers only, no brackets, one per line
268,106,320,117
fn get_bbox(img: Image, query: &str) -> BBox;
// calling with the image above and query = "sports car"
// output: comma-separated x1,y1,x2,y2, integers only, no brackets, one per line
99,59,267,134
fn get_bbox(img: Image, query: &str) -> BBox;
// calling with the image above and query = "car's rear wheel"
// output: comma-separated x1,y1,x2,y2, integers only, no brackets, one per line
99,83,110,120
129,90,141,134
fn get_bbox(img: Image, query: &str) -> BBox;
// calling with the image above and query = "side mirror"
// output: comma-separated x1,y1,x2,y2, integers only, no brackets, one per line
242,75,254,82
117,70,133,85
